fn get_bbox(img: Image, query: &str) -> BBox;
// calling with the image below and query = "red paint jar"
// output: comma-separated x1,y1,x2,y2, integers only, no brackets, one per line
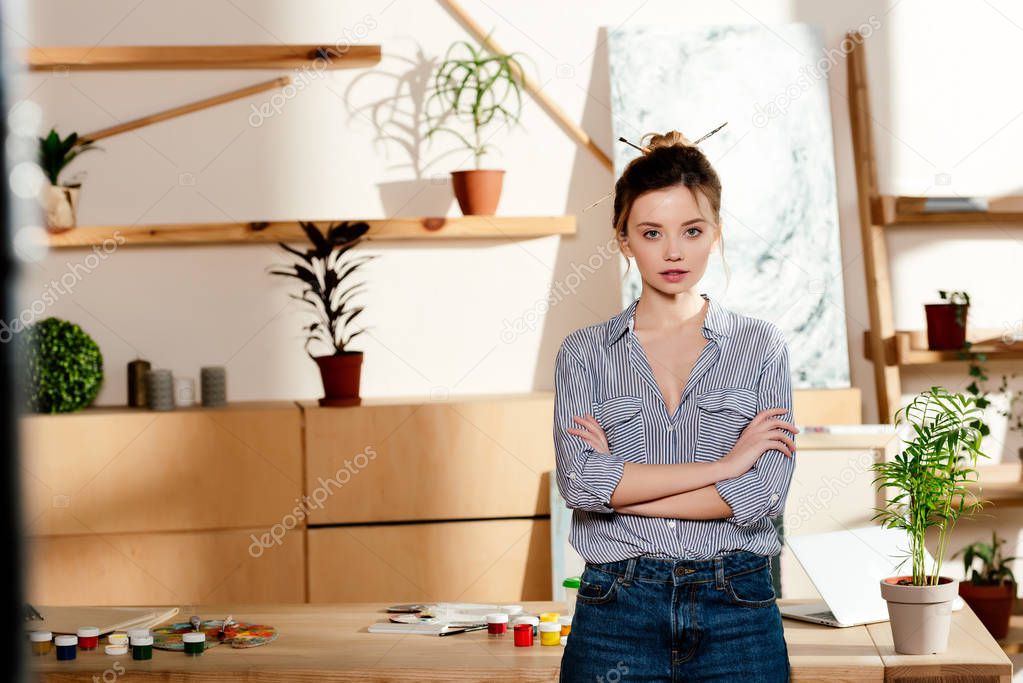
77,627,100,650
486,613,508,636
513,623,534,647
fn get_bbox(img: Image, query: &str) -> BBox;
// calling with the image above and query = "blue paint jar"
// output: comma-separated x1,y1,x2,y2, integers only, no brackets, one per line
54,635,78,661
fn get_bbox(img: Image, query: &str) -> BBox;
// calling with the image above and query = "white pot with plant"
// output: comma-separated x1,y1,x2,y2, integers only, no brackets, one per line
871,385,990,654
424,35,527,216
38,128,101,232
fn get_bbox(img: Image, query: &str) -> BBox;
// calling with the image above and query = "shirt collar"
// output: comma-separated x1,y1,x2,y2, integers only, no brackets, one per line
604,292,735,347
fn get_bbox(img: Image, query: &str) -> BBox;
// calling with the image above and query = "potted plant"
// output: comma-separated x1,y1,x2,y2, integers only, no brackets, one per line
38,128,101,232
270,221,376,405
424,33,528,215
871,385,989,654
19,317,104,413
925,290,969,350
952,531,1018,639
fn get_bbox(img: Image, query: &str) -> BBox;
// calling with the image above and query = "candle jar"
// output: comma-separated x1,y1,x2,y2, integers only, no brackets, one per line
486,613,508,636
183,632,205,656
29,631,52,656
131,635,153,660
77,626,100,650
55,635,78,661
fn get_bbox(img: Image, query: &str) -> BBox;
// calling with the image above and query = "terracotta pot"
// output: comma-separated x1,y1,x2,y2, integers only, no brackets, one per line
450,169,504,215
314,352,363,406
924,303,968,350
43,183,80,232
880,575,959,654
959,580,1015,639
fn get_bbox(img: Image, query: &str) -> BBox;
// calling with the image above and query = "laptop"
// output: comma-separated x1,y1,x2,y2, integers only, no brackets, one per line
779,525,965,627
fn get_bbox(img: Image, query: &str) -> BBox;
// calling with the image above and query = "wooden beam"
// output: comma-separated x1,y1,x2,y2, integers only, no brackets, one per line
44,216,577,248
875,194,1023,225
26,44,381,71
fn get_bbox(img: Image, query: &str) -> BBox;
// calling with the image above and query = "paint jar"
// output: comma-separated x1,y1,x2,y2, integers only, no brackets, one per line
486,613,508,636
107,632,128,647
500,604,524,618
183,632,205,656
77,626,100,650
513,623,534,647
29,631,52,656
559,615,572,637
127,628,150,648
539,621,561,646
513,616,539,638
562,577,580,614
55,635,78,661
131,635,153,660
105,645,128,656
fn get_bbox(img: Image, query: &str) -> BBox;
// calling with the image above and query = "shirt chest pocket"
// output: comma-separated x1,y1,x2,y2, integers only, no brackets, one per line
694,387,758,461
596,394,646,463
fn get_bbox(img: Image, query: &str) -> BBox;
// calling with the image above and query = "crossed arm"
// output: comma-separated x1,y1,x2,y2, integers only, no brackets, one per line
552,335,797,528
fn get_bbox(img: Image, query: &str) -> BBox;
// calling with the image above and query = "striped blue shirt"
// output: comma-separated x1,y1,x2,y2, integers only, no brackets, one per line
553,292,796,563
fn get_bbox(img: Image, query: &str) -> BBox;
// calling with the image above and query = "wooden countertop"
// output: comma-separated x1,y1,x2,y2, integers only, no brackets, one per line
31,599,1010,682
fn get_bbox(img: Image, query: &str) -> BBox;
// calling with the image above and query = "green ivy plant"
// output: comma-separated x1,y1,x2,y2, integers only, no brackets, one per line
38,128,102,186
870,386,990,586
952,530,1018,587
270,221,377,359
21,317,104,413
424,32,530,168
938,289,970,329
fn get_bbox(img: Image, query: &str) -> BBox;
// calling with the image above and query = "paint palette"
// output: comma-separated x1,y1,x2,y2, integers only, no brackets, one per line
152,620,278,650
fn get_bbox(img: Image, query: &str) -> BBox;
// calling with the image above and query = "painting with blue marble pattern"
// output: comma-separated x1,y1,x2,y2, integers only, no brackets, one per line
608,23,851,388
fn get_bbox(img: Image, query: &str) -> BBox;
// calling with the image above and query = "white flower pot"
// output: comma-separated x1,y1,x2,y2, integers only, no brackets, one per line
880,575,959,654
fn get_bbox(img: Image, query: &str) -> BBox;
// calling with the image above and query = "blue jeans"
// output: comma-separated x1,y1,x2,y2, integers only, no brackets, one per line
560,550,790,682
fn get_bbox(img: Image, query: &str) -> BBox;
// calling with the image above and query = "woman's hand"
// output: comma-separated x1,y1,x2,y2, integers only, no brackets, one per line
566,414,610,456
718,408,799,480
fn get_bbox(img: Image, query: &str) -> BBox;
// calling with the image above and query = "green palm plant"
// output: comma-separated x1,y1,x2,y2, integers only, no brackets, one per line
424,32,529,167
270,221,377,359
871,386,990,586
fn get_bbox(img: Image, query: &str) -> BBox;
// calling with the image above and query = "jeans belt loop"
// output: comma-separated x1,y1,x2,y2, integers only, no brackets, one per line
622,557,637,586
714,555,725,589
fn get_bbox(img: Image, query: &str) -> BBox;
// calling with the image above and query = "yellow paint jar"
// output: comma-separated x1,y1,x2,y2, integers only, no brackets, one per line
539,622,561,646
29,631,52,656
539,611,560,623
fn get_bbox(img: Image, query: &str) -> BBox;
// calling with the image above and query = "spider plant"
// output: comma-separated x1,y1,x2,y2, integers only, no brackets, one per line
270,221,376,359
424,32,529,168
38,128,101,186
870,386,990,586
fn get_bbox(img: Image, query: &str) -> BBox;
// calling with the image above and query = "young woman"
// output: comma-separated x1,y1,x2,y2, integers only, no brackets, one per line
555,130,799,682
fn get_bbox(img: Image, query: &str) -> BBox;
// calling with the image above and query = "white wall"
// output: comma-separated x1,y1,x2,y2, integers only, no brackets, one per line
9,0,1023,446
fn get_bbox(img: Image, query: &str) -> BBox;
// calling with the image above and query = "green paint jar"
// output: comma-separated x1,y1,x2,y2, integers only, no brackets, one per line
183,632,205,656
130,635,153,660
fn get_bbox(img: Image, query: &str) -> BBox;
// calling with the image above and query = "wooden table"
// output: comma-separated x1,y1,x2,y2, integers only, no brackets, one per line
31,599,1011,682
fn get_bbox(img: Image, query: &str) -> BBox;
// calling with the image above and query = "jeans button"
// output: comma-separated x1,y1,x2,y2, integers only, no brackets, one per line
674,566,685,576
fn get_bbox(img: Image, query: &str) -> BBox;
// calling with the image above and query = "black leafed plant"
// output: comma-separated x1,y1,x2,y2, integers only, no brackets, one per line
38,128,102,186
21,317,104,413
270,221,376,358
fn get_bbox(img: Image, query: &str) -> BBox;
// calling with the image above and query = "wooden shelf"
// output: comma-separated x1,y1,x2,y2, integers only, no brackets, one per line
874,195,1023,226
44,216,577,248
25,44,381,71
862,329,1023,366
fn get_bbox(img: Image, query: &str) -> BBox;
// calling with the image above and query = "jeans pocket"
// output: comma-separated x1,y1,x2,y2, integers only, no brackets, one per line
724,562,776,608
576,566,622,606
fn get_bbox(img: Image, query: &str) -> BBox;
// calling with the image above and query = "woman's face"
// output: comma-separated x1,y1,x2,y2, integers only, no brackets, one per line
619,184,720,295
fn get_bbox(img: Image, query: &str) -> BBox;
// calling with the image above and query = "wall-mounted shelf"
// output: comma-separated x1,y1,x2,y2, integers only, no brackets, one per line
874,195,1023,226
862,330,1023,366
26,44,381,71
44,216,577,248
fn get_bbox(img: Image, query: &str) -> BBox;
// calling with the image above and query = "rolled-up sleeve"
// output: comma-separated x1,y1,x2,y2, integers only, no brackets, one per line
553,337,625,513
714,332,796,527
